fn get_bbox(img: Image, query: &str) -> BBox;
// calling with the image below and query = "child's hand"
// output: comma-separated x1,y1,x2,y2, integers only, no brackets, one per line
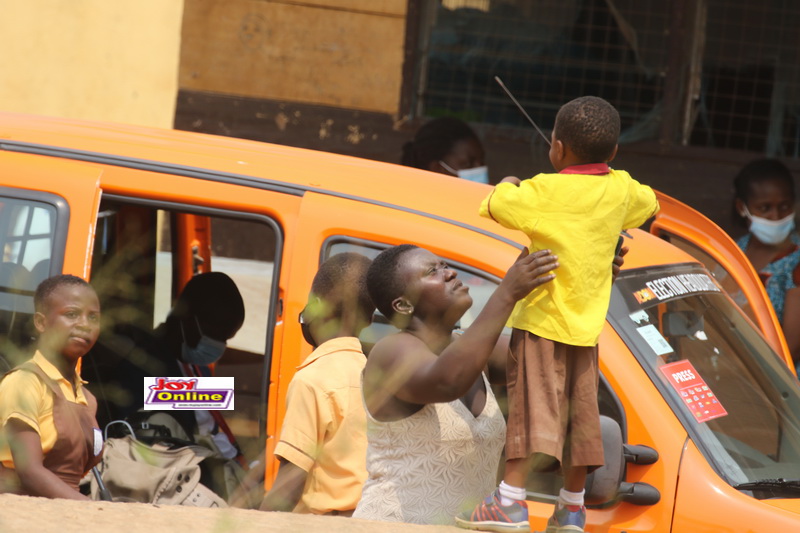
499,176,521,186
612,245,628,281
501,248,558,301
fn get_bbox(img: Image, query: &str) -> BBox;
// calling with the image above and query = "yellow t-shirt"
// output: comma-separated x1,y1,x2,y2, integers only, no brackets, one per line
0,351,91,468
274,337,367,514
480,166,659,346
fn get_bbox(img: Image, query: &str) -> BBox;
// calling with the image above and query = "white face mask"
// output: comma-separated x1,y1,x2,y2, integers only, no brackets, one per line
439,160,489,184
742,206,796,245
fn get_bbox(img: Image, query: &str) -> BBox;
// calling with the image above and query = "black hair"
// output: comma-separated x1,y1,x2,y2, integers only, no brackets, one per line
554,96,619,163
173,272,245,340
311,252,374,320
732,158,796,228
34,274,93,313
366,244,419,321
401,117,480,170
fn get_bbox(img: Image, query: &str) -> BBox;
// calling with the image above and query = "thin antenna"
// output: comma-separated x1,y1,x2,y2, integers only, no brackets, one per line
494,76,551,146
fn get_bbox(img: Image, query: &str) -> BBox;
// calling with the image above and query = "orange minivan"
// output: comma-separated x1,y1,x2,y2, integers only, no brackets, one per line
0,113,798,531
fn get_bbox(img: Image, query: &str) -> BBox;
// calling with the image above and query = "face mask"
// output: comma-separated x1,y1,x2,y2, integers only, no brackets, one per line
742,206,796,245
439,161,490,184
181,317,227,365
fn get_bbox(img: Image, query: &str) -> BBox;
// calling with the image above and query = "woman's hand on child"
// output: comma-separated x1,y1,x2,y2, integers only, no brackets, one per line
501,248,559,301
500,176,521,186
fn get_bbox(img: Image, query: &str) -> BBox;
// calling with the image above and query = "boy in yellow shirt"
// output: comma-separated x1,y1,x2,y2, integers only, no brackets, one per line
457,96,659,533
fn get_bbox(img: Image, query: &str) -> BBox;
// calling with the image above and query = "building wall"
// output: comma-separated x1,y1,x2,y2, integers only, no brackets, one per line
179,0,407,114
0,0,184,128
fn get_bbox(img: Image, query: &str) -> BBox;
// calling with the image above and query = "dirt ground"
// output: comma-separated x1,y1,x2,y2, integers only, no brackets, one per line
0,493,462,533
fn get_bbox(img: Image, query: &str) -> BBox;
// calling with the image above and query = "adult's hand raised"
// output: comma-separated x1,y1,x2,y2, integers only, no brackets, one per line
500,248,559,302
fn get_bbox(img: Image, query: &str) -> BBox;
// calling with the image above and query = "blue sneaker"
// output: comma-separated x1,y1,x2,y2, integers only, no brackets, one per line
544,503,586,532
455,490,530,533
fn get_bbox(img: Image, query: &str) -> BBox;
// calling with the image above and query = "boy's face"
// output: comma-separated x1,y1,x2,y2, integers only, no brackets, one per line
35,284,101,362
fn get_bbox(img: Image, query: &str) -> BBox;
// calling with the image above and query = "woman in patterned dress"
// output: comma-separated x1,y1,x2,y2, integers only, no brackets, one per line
733,158,800,369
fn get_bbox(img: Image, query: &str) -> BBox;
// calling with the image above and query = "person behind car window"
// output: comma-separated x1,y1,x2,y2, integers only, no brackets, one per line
401,116,489,183
732,158,800,368
97,272,245,458
458,96,659,533
260,252,374,515
0,274,103,499
352,244,559,526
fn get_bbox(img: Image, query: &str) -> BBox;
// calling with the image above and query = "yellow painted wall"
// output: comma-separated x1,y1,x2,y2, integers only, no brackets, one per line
0,0,184,128
180,0,407,114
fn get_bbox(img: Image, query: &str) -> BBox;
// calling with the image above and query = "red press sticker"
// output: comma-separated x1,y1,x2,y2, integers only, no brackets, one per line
659,360,727,423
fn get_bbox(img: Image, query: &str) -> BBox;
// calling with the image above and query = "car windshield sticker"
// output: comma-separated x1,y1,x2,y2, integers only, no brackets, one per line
629,309,651,325
638,273,720,302
637,324,674,355
659,360,728,423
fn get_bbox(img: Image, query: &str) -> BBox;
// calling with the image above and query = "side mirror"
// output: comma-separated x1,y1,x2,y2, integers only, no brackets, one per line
584,415,625,504
585,416,662,506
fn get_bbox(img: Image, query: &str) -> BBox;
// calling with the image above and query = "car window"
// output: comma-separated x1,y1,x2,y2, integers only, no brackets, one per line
656,230,756,324
609,264,800,492
324,238,503,348
87,198,279,464
0,194,58,368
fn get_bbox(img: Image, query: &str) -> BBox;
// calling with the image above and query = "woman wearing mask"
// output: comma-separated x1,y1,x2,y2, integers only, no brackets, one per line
733,158,800,368
401,117,489,184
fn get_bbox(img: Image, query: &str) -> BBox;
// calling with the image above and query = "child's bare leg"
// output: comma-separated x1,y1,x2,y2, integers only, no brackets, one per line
489,457,528,506
503,457,528,488
563,465,588,493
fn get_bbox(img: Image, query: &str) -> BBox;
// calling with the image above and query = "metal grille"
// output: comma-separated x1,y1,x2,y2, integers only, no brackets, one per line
693,2,800,156
413,0,800,156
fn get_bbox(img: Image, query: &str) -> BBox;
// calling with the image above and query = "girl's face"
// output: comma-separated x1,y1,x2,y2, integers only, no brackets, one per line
436,137,485,175
35,284,101,362
396,248,472,320
740,178,795,222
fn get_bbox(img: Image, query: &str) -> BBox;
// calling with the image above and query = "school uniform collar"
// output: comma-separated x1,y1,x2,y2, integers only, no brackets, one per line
32,351,88,386
559,163,611,175
296,337,364,370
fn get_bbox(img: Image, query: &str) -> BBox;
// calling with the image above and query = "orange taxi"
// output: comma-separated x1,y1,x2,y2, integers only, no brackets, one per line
0,112,798,531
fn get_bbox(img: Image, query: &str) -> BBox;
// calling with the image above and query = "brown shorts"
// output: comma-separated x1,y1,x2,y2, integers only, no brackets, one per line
505,328,604,471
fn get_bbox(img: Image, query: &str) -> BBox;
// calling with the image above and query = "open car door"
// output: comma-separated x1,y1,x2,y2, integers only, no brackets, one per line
649,191,791,366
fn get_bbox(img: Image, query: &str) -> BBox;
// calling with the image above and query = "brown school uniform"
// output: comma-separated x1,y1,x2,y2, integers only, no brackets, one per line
0,361,103,493
505,329,604,472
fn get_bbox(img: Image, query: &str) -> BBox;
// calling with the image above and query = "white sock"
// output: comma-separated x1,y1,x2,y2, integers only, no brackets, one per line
498,481,526,506
558,488,585,508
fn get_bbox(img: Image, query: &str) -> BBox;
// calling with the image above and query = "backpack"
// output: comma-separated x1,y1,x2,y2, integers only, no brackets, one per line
88,434,227,507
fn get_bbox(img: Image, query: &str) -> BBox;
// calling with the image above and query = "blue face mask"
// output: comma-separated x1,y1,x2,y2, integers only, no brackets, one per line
180,317,227,366
439,161,490,184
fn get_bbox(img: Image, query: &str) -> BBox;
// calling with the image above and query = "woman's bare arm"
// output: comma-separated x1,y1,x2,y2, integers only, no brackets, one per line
366,249,558,407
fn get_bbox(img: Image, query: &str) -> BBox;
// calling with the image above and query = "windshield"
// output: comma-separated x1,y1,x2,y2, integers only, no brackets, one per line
609,263,800,497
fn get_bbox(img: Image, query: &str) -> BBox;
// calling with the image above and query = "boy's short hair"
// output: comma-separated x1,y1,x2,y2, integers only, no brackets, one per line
554,96,620,163
34,274,92,313
366,244,419,321
312,252,374,320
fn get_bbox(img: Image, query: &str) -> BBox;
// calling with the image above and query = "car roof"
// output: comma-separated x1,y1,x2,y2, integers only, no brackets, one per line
0,112,697,270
